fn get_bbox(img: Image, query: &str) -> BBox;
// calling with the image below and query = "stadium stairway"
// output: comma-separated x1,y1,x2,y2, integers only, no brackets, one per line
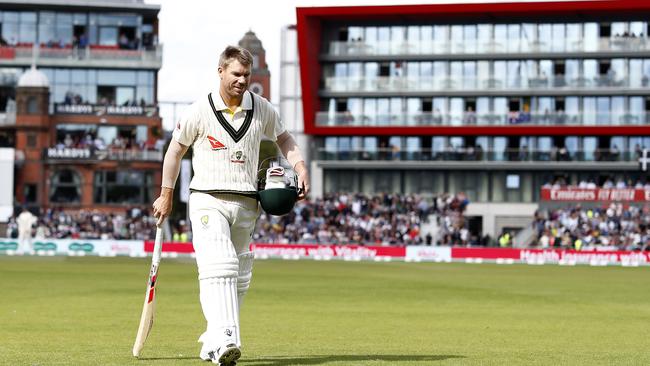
420,214,440,244
512,224,535,248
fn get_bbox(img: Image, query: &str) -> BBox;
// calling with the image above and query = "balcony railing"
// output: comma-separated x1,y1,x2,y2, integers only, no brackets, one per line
44,147,163,162
315,111,649,127
317,147,640,163
328,37,650,56
1,45,163,68
324,75,644,93
54,103,158,117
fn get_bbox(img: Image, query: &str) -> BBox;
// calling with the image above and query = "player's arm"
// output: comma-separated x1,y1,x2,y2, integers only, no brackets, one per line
152,139,190,225
276,131,309,200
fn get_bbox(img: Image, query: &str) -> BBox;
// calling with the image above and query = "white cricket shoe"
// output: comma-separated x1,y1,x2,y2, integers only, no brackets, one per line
200,342,240,365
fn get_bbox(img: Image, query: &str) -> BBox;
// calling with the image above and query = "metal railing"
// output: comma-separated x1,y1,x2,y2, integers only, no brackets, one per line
5,44,163,68
328,37,650,56
324,75,644,93
316,147,640,162
315,111,649,127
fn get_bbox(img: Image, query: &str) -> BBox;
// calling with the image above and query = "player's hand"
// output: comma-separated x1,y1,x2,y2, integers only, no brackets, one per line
295,162,310,201
152,187,173,226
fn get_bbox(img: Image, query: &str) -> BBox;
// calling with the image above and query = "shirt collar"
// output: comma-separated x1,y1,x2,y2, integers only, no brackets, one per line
213,90,252,112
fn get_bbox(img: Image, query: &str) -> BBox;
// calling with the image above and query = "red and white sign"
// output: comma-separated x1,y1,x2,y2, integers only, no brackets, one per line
540,188,650,202
250,243,405,261
405,246,451,262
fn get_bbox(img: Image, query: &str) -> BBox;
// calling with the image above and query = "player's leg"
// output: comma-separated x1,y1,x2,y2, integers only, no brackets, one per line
189,192,241,365
228,195,259,347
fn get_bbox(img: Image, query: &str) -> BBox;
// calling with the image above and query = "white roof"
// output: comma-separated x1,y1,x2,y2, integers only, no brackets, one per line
17,67,50,88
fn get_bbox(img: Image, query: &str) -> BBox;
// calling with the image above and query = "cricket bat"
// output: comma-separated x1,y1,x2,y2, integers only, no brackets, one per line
132,226,164,357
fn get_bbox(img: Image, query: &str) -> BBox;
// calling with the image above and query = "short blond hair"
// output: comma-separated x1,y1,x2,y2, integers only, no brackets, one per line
219,45,253,68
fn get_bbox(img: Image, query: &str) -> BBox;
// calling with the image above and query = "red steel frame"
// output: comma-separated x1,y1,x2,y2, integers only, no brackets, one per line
296,0,650,136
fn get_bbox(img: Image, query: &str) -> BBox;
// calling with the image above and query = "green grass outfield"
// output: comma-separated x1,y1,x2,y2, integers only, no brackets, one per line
0,257,648,366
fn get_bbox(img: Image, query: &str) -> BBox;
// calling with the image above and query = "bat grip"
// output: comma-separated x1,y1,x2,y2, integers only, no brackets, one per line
152,226,163,264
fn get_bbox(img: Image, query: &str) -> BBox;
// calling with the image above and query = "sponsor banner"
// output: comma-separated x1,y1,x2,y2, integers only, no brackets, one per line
451,247,650,266
540,188,650,202
143,241,194,254
0,238,144,256
452,247,521,259
519,249,650,266
250,243,406,261
405,246,451,262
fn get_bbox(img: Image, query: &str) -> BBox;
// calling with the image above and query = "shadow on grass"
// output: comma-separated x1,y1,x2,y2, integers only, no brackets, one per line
137,354,465,364
240,354,465,365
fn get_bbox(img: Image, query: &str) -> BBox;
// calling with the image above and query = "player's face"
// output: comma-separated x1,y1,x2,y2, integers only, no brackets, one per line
219,59,251,99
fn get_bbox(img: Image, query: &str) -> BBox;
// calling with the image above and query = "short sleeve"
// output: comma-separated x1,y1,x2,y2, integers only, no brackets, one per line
262,102,286,141
172,102,201,146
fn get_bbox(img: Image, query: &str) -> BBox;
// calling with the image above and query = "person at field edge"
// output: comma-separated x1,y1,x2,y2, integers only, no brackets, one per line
16,207,37,255
152,45,309,366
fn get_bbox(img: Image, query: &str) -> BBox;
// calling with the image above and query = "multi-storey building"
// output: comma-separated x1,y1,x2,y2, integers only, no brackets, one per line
0,0,163,219
295,0,650,238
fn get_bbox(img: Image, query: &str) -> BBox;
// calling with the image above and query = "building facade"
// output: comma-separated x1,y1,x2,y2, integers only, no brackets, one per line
0,0,163,219
295,0,650,237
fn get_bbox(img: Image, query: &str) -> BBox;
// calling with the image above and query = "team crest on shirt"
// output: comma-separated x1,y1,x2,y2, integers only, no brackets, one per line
206,135,226,151
201,215,209,228
230,150,246,164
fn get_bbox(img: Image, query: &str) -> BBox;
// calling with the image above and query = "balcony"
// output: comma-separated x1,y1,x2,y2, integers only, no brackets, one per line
44,147,163,162
327,37,650,58
0,45,163,69
54,103,158,117
323,75,646,95
315,111,649,128
316,147,640,163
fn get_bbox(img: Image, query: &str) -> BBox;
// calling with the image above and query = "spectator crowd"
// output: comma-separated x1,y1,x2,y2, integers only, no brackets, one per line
6,208,158,241
533,203,650,251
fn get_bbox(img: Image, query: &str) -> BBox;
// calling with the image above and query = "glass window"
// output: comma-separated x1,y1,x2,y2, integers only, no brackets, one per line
363,98,376,126
50,169,81,203
535,24,551,51
583,97,597,125
507,61,520,88
583,137,598,161
493,137,507,161
449,98,463,126
584,23,598,51
493,61,506,88
463,61,476,89
377,27,390,54
377,98,390,126
566,24,581,51
464,25,477,53
596,97,610,125
507,24,520,52
566,97,579,124
55,69,70,84
611,96,625,124
630,59,643,88
99,27,118,46
629,97,644,125
97,70,137,85
420,26,433,53
551,24,565,52
116,87,135,105
405,137,420,160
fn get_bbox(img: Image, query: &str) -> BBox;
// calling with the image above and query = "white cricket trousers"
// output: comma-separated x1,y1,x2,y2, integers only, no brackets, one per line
189,192,258,349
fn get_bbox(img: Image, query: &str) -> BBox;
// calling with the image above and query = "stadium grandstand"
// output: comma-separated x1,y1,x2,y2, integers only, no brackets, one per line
288,1,650,248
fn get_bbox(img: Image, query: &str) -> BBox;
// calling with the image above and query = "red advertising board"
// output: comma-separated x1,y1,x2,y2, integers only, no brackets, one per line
540,188,650,202
250,243,406,260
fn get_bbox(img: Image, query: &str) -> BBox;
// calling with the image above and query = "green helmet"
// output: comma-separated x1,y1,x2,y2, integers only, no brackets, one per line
257,165,299,216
